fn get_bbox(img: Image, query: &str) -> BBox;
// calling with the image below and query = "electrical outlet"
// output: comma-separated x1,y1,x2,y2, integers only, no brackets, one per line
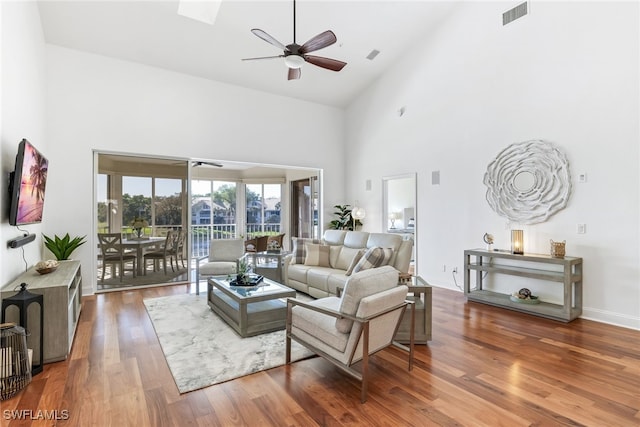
452,267,458,274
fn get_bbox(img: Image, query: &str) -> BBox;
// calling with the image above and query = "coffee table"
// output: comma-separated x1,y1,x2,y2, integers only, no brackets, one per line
207,276,296,337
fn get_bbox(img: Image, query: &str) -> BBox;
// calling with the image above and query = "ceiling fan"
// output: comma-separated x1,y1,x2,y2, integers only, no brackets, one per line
192,161,223,168
242,0,347,80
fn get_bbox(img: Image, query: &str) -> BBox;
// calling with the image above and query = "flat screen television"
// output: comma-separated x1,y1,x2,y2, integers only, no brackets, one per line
8,139,49,226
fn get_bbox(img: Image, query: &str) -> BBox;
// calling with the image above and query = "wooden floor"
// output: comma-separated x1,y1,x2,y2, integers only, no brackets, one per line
2,285,639,427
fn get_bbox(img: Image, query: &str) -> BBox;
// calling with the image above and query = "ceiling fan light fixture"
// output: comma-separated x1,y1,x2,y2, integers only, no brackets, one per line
284,54,305,69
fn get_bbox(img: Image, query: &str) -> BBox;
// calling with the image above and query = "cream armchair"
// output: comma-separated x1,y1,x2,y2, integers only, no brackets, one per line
285,265,414,403
195,239,245,295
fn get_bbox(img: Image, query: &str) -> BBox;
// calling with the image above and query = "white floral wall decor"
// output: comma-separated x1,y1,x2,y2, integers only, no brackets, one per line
483,140,572,224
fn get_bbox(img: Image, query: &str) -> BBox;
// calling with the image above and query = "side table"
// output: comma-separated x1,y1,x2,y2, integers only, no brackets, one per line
395,275,432,344
244,251,290,283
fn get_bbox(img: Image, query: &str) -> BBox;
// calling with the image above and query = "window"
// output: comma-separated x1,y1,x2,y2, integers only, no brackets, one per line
246,183,281,236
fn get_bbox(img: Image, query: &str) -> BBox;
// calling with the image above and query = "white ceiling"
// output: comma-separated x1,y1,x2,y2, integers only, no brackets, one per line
37,1,459,108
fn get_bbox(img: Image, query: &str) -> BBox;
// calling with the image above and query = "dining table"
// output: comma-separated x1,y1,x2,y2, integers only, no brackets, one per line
121,236,166,276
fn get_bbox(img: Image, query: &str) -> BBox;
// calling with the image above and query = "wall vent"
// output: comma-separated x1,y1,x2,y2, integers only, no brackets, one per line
503,1,528,26
366,49,380,61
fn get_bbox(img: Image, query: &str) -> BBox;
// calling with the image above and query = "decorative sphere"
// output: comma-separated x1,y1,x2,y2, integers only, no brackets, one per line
518,288,532,298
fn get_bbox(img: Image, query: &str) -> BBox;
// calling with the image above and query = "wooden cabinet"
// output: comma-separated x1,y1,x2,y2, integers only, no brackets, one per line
1,260,82,363
463,249,582,322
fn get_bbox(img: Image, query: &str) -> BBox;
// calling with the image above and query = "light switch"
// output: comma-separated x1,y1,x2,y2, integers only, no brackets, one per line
577,223,586,234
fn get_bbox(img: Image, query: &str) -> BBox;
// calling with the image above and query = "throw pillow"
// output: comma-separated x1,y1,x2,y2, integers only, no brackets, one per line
351,247,394,274
345,249,365,276
334,246,363,271
291,237,320,264
304,243,330,267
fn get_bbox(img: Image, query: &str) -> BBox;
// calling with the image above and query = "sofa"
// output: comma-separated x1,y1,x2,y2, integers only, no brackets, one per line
283,230,414,298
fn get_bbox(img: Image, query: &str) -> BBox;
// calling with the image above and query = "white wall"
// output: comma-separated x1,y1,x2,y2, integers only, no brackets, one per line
1,1,48,285
345,1,639,329
44,45,345,293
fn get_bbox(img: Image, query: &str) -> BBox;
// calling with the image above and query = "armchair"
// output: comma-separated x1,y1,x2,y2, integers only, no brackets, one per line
244,235,268,253
195,239,245,295
286,265,414,403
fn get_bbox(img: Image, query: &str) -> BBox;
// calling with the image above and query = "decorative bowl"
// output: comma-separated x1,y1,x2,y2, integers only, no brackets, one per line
510,295,540,304
35,259,59,274
36,266,58,275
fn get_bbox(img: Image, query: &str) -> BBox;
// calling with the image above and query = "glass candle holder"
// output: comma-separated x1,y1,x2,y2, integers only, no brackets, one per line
511,230,524,254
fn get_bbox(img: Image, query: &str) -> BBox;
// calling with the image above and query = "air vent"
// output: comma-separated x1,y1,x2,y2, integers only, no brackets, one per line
366,49,380,61
503,1,528,26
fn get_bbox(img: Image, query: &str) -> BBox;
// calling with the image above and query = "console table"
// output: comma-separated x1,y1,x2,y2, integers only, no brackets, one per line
1,260,82,362
463,249,582,322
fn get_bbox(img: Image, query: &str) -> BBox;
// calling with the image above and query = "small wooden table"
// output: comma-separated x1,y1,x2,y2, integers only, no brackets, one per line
207,277,296,337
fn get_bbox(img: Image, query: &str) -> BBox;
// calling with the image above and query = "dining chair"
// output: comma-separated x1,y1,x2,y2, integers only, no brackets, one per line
172,230,187,269
98,233,137,282
142,230,175,275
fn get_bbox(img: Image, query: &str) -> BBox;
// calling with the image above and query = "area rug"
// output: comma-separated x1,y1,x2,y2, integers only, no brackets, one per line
143,293,314,394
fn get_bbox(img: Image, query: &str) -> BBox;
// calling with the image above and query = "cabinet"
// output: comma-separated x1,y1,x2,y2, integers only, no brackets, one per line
1,260,82,363
463,249,582,322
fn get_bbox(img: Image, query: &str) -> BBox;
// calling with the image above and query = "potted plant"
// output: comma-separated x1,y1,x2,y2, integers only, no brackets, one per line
328,204,362,231
43,233,87,260
235,258,251,284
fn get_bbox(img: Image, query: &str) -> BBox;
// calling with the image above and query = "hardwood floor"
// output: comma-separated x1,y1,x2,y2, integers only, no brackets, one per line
2,284,639,426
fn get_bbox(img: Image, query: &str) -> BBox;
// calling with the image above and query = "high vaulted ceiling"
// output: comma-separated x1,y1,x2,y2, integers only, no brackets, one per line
37,1,459,108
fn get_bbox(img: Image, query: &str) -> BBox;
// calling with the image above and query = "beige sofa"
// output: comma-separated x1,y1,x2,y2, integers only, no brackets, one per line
283,230,413,298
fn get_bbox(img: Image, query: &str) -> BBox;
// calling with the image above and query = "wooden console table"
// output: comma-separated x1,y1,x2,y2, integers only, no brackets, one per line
463,249,582,322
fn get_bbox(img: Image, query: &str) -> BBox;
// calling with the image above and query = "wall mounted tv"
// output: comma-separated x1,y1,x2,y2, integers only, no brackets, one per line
8,139,49,226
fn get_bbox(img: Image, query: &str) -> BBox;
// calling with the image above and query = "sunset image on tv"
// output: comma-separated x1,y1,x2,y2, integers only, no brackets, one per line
16,142,48,224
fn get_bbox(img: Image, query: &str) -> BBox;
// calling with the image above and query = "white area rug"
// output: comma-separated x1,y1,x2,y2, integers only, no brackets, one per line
144,293,314,394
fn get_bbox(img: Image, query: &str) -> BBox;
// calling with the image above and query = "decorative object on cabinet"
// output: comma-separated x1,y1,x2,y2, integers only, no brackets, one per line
43,233,86,260
550,240,566,258
1,283,44,375
483,140,571,224
511,229,524,254
483,233,494,251
35,259,59,275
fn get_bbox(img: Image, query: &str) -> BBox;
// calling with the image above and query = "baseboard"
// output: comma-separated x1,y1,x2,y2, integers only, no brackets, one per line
581,307,640,331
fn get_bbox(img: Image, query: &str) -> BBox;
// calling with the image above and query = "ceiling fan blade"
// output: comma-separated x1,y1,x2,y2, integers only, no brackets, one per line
193,161,223,168
304,55,347,72
288,68,301,80
251,29,289,52
242,55,284,61
299,30,337,54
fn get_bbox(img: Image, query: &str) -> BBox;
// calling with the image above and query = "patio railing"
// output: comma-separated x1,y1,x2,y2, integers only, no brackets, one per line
104,223,280,258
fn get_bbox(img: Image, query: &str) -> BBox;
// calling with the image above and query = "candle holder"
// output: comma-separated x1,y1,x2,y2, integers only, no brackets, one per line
511,230,524,254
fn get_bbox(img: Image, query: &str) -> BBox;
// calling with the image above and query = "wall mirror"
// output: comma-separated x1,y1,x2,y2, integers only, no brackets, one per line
382,173,417,273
